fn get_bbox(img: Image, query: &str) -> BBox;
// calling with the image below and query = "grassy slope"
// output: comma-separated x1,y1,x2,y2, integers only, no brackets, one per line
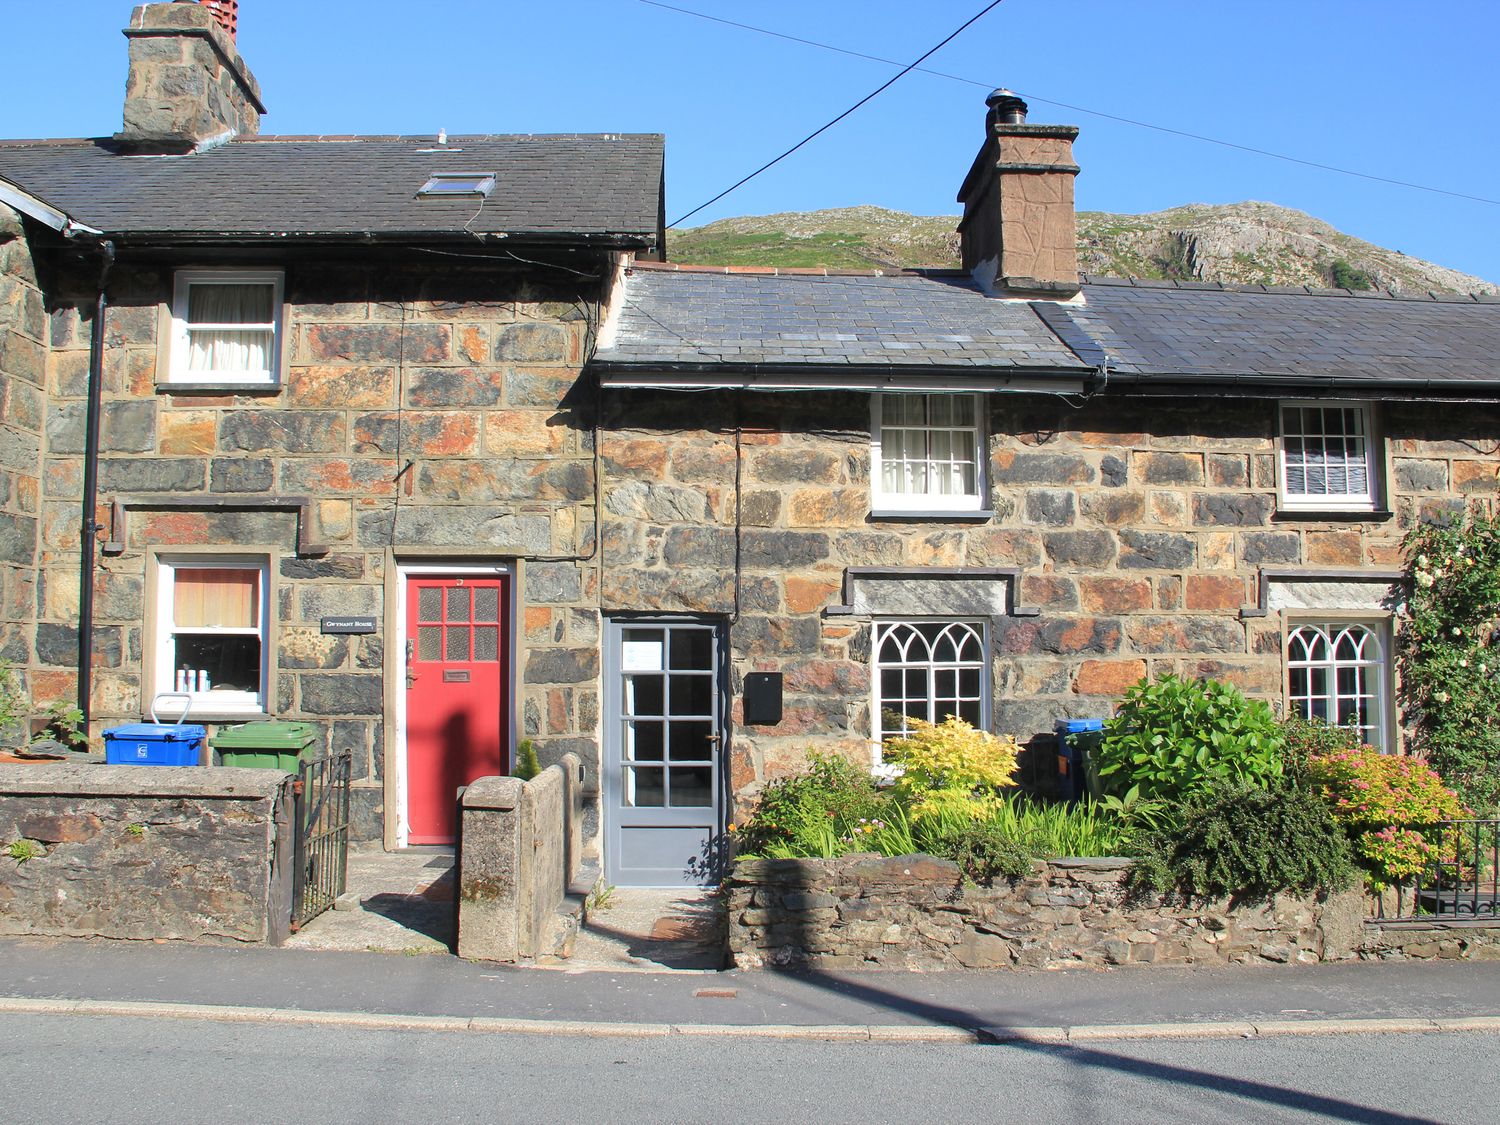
667,203,1497,295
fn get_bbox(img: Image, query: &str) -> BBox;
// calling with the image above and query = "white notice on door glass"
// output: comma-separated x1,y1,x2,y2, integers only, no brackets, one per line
621,639,664,671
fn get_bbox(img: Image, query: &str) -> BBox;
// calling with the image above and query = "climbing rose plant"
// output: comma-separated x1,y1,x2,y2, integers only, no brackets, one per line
1401,511,1500,811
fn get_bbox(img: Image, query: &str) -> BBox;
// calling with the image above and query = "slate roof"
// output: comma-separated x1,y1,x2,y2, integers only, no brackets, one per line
592,267,1094,376
595,266,1500,393
0,134,663,243
1064,277,1500,389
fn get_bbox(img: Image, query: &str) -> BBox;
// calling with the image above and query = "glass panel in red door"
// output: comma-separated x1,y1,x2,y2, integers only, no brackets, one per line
405,575,509,844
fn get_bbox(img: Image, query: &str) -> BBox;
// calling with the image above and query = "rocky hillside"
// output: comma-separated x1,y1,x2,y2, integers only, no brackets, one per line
667,202,1497,296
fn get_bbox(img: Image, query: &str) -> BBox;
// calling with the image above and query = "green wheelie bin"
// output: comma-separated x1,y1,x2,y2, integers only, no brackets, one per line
211,720,319,770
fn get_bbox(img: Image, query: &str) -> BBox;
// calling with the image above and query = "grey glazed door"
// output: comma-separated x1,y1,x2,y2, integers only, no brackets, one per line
604,620,724,886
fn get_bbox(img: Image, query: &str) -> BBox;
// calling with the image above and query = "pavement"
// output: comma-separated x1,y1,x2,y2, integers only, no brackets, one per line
4,847,1500,1043
284,847,724,970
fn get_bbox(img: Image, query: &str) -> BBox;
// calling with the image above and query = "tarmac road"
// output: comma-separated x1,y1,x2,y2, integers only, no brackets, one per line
2,1009,1494,1125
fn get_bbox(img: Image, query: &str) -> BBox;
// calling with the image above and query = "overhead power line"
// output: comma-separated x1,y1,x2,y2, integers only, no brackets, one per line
666,0,1007,228
643,0,1500,211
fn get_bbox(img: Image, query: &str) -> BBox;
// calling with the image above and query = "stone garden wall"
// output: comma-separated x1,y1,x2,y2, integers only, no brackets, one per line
600,390,1500,817
0,762,294,944
724,853,1365,970
457,753,588,963
1362,921,1500,961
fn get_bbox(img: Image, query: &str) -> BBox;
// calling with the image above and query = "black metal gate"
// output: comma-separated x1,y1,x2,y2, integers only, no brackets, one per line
1371,818,1500,922
291,750,352,930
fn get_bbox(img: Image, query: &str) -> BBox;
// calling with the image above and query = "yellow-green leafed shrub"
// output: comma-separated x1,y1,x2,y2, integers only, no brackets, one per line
883,717,1019,820
1305,747,1467,889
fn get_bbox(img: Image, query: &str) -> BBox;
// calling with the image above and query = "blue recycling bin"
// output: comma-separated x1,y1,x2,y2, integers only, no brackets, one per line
103,723,207,766
1055,719,1105,802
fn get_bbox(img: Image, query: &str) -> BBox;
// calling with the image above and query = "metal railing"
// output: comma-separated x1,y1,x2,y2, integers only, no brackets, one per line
291,750,352,930
1371,818,1500,922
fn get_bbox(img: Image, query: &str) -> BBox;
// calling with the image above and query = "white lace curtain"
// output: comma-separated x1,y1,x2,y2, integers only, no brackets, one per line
186,282,274,375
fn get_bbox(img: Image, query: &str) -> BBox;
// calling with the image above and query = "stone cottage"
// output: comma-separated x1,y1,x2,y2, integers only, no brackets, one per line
0,2,662,847
584,92,1500,882
3,3,1499,886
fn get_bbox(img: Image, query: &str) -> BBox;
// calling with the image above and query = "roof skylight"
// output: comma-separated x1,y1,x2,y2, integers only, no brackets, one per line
417,172,496,197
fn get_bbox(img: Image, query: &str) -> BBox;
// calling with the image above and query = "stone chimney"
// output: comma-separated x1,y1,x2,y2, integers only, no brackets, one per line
119,1,265,151
956,90,1080,297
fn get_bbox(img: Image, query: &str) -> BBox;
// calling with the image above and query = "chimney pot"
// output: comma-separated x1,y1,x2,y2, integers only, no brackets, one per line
191,0,239,41
986,89,1028,126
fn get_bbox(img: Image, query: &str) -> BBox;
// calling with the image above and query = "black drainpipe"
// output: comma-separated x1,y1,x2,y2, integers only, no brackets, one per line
77,240,115,731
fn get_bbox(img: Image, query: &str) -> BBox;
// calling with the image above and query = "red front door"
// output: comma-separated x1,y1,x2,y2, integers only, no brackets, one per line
404,574,510,845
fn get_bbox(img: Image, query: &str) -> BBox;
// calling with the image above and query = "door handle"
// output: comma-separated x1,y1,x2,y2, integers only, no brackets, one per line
405,639,416,690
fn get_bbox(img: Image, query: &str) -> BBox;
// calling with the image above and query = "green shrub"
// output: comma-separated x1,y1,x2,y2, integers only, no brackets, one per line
915,811,1036,884
733,752,888,858
1279,715,1361,784
513,738,541,781
1305,747,1467,889
33,699,86,751
883,716,1019,820
1097,785,1178,849
1129,782,1355,898
1330,259,1375,290
1100,674,1285,803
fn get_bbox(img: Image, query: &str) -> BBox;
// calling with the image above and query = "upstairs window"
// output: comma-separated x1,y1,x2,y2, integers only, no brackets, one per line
1279,402,1378,511
872,620,987,744
1286,620,1389,752
169,269,283,386
154,558,269,716
872,393,984,512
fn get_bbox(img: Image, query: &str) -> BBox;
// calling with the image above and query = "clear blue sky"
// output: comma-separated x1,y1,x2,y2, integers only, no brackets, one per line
3,1,1496,283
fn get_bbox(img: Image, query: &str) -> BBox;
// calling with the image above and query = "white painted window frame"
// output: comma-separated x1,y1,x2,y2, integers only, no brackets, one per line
871,392,986,513
152,554,271,717
169,268,285,386
1284,616,1393,752
1277,400,1380,513
869,618,990,764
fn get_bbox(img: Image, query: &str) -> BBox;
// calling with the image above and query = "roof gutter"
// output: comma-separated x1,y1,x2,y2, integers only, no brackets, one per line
1098,370,1500,401
591,362,1092,394
100,229,658,250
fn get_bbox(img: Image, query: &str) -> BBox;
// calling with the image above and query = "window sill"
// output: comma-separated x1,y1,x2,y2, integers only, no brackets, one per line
157,381,281,396
1273,508,1393,523
869,509,995,522
148,710,271,724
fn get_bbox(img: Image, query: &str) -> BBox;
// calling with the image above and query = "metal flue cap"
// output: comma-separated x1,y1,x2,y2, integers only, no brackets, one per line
986,88,1028,125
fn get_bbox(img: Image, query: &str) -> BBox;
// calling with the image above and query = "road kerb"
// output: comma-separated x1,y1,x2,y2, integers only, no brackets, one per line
1428,1016,1500,1034
3,996,1499,1043
1068,1021,1258,1042
867,1025,981,1044
672,1023,871,1041
977,1025,1070,1044
468,1017,670,1038
1249,1018,1439,1038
